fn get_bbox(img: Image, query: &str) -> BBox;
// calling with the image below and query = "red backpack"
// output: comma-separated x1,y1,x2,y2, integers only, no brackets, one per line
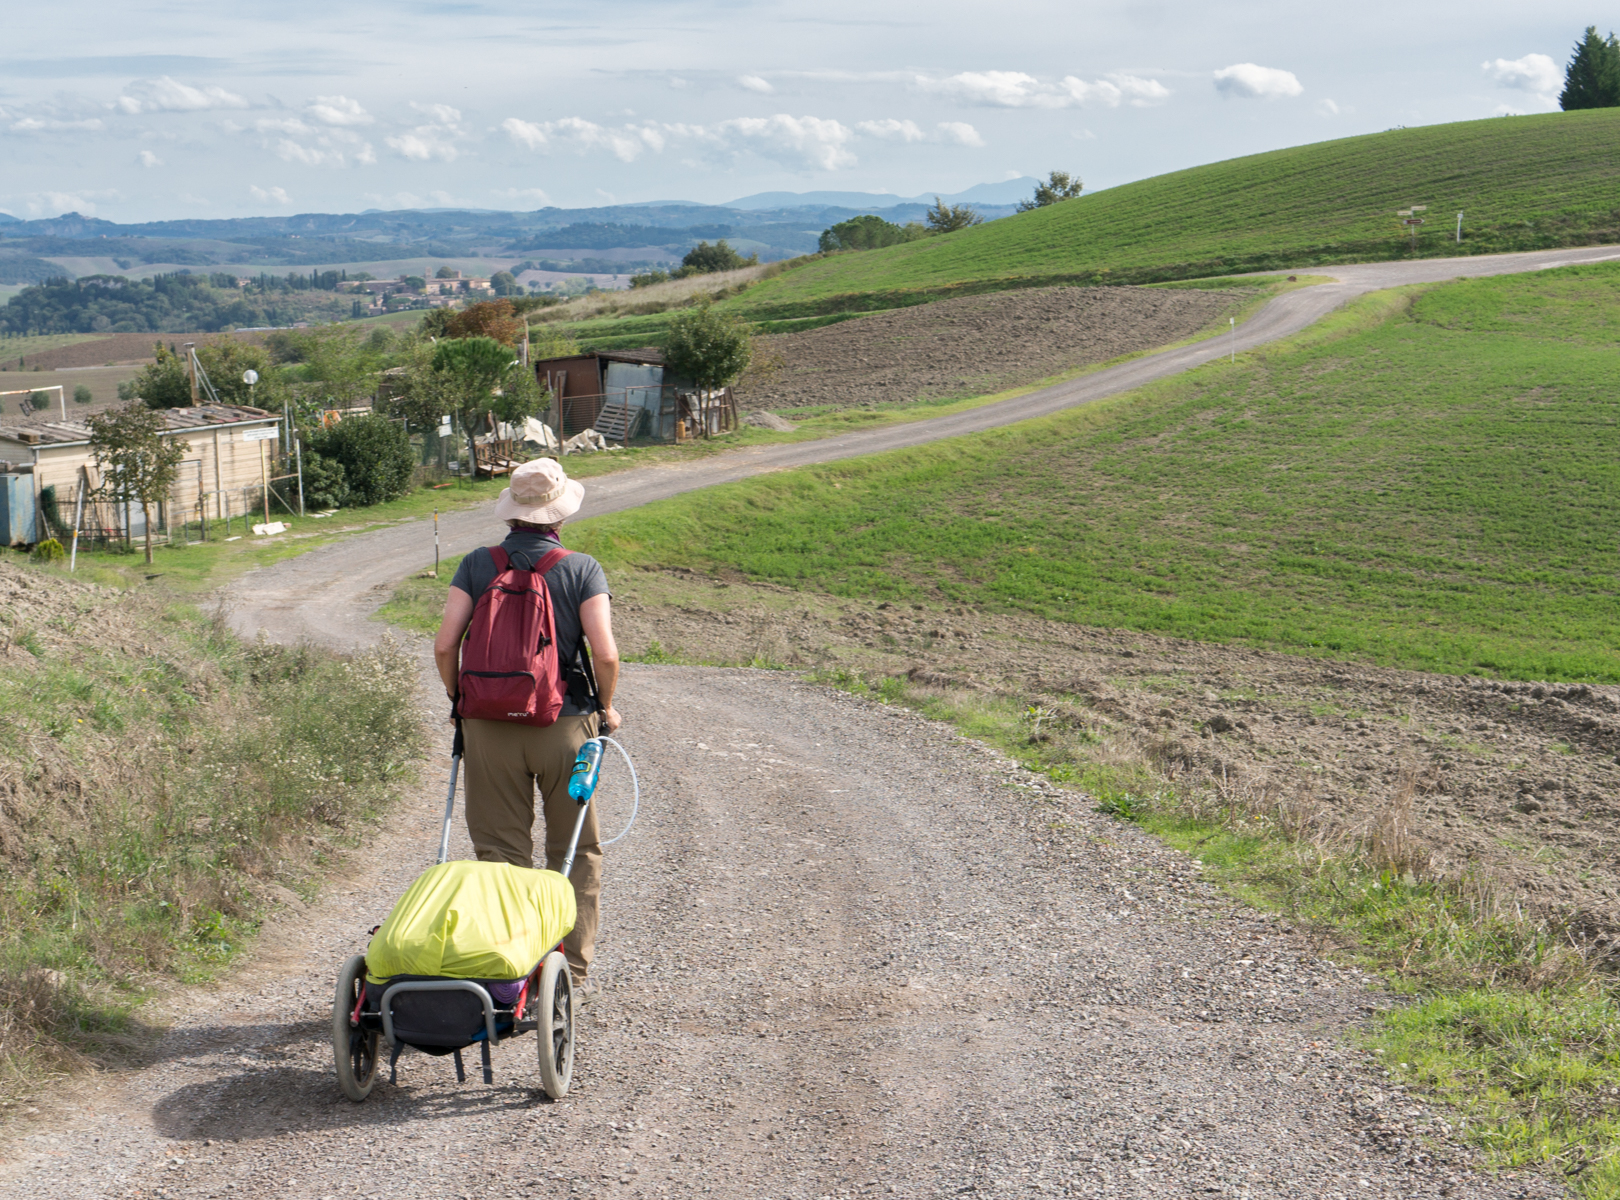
457,546,574,726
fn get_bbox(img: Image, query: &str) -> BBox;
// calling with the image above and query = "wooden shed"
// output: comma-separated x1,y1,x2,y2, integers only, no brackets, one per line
0,405,284,541
534,348,736,443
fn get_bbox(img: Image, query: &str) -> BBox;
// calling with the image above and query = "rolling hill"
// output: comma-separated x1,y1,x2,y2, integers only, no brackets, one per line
729,109,1620,320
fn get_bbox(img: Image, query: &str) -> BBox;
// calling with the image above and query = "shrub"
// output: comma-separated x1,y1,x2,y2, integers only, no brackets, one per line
29,538,64,564
72,385,92,405
296,448,350,511
307,414,413,506
28,390,48,411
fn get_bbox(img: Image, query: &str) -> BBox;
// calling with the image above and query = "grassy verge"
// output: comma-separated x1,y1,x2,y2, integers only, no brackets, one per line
0,561,421,1108
812,662,1620,1193
563,263,1620,682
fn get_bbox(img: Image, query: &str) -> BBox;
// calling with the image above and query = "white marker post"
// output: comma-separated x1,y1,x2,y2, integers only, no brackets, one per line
1456,211,1463,244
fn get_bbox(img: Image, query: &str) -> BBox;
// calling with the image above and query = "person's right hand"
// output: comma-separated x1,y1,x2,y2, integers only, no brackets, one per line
600,705,623,734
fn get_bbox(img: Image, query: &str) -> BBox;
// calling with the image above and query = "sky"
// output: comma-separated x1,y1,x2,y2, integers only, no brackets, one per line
0,0,1594,223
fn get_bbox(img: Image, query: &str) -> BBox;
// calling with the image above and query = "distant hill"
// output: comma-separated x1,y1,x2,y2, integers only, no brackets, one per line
726,179,1039,210
0,179,1029,277
731,110,1620,319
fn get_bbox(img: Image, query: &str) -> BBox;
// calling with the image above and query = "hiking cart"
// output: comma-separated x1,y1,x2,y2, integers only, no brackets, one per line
330,726,600,1102
332,937,574,1100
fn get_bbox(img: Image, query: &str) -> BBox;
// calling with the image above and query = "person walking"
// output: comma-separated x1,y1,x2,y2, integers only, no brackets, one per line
433,457,621,994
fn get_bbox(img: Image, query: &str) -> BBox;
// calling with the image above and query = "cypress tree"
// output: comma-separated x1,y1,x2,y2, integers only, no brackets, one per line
1559,25,1620,110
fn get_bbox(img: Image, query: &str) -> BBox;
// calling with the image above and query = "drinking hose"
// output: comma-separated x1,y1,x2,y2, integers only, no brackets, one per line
595,735,640,846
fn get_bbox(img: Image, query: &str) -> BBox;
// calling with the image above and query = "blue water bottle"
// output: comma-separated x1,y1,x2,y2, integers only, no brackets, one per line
568,739,603,803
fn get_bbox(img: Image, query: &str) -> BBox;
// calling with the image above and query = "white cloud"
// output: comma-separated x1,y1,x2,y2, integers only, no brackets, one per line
21,189,119,216
138,149,162,167
308,95,372,126
249,184,292,206
117,77,247,114
921,69,1168,109
387,103,465,161
9,117,105,132
500,116,664,162
738,75,773,94
937,121,985,147
256,117,313,135
411,102,462,125
1213,63,1303,100
502,112,856,170
275,138,345,166
856,118,926,142
493,186,550,204
387,130,458,161
717,114,855,169
1483,54,1561,106
925,70,1064,108
1061,74,1171,107
1316,98,1344,117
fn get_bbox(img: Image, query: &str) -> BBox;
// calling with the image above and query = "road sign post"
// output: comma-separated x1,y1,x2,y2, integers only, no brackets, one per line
1396,205,1428,251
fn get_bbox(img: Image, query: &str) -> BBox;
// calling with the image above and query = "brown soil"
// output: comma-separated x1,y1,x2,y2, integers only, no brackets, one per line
612,566,1620,949
0,330,269,372
735,285,1247,413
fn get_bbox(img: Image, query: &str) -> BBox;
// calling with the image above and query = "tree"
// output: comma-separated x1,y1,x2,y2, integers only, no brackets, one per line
435,266,459,279
86,402,186,563
818,215,929,252
1560,26,1620,109
403,275,427,292
1016,170,1085,212
663,303,753,391
924,198,983,233
307,414,413,506
490,270,520,297
73,385,92,404
430,336,528,472
678,240,758,276
445,298,524,345
120,343,191,408
28,390,49,410
119,340,284,410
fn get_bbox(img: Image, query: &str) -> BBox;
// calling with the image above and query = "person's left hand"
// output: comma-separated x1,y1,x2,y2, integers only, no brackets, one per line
600,705,623,734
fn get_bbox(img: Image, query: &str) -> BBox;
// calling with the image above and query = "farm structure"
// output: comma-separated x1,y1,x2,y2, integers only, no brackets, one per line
0,405,283,545
535,348,737,444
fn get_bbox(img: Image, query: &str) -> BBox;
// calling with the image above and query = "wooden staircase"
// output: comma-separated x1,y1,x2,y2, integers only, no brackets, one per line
592,398,636,444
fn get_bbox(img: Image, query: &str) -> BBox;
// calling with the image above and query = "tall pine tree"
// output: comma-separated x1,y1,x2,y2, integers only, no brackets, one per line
1559,25,1620,109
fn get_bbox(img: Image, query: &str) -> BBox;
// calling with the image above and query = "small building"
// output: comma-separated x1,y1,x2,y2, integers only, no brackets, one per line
534,348,736,443
0,405,283,543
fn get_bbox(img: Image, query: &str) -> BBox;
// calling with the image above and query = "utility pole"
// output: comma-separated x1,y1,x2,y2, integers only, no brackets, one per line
434,509,440,576
184,343,199,405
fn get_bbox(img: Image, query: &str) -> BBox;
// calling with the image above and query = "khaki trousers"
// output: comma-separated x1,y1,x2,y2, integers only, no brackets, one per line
462,713,601,982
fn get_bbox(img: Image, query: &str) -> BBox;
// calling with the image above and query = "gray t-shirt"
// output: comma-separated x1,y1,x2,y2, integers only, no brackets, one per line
450,528,610,716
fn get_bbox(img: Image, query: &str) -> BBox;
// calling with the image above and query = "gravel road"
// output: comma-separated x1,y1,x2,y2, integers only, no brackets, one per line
0,662,1561,1199
2,247,1601,1198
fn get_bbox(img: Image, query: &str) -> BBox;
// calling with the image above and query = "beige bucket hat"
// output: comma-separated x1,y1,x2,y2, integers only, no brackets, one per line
493,458,585,525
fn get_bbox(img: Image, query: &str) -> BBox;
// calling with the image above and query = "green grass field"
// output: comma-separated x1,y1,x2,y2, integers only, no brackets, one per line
563,263,1620,682
724,109,1620,320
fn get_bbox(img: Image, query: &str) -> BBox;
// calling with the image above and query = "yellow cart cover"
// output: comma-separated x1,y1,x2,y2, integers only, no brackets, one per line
365,860,576,984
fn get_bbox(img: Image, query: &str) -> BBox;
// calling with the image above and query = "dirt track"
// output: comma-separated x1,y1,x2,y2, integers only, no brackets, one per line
5,247,1618,1198
737,286,1245,413
0,657,1558,1199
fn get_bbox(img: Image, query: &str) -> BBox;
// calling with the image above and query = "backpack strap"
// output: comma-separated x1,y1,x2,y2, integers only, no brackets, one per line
534,547,573,576
488,546,510,573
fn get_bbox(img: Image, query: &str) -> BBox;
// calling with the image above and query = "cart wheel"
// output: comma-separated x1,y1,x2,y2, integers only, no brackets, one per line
537,950,574,1099
333,954,380,1102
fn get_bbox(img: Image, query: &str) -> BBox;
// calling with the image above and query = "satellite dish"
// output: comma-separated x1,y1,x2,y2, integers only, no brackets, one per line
243,369,260,385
